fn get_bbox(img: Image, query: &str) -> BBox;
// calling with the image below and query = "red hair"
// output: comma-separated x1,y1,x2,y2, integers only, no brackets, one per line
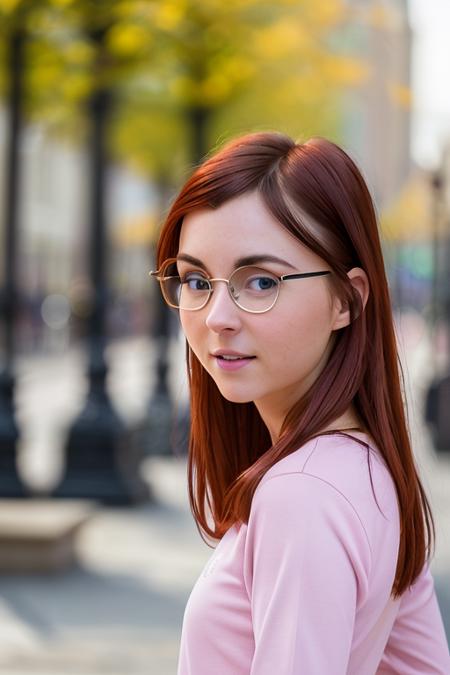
156,132,434,598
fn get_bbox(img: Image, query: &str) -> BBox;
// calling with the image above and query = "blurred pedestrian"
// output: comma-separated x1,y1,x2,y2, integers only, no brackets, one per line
151,132,450,674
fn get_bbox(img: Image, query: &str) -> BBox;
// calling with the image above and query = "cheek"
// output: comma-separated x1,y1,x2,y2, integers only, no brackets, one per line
266,297,334,362
179,312,205,360
179,311,196,343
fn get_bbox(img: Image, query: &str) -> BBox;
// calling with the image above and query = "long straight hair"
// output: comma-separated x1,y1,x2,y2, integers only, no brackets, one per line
156,132,434,598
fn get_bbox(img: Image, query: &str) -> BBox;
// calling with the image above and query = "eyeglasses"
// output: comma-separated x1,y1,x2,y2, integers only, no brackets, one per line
150,258,331,314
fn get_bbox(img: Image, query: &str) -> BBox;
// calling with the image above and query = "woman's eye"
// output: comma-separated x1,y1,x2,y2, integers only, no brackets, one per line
183,273,210,291
247,276,277,292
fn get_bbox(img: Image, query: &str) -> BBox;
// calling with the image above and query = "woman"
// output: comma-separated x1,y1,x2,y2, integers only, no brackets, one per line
150,132,450,674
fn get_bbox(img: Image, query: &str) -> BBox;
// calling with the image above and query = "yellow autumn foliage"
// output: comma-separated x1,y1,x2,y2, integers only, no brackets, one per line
106,22,151,57
381,174,433,243
0,0,406,184
388,81,412,109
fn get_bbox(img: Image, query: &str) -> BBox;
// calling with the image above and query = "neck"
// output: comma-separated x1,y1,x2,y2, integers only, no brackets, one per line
266,405,363,446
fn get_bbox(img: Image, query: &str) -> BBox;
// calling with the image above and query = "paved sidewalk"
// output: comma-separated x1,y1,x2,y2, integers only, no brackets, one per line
0,321,448,674
0,457,211,674
1,336,210,674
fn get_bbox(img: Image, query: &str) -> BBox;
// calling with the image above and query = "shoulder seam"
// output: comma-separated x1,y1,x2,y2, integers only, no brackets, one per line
258,470,373,557
299,437,319,472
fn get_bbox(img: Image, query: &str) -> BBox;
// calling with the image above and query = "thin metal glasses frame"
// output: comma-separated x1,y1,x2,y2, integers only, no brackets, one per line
149,258,331,314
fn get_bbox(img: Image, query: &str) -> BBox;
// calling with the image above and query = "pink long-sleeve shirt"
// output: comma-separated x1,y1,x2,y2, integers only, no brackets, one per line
178,432,450,674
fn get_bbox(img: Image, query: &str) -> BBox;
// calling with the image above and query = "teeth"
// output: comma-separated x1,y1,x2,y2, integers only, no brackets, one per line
221,355,244,360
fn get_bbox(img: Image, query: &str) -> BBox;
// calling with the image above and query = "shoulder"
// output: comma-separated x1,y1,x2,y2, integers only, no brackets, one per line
252,432,399,540
246,437,375,589
245,433,400,602
261,432,384,480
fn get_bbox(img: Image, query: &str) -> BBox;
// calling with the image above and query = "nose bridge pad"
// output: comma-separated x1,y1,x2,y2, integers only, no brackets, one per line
208,278,237,312
229,282,237,300
228,270,242,301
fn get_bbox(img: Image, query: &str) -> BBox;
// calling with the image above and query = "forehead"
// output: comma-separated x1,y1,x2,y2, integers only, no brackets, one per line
178,191,323,271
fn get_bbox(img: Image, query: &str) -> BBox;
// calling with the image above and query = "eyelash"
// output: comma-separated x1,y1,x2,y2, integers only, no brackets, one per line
178,268,204,279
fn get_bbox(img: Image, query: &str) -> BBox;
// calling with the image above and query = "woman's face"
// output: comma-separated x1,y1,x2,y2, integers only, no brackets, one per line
177,190,346,437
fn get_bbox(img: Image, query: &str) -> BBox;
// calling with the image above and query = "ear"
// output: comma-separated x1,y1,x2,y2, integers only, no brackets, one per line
332,267,370,330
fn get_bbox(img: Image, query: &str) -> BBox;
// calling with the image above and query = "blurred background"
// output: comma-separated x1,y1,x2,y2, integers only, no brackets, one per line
0,0,449,672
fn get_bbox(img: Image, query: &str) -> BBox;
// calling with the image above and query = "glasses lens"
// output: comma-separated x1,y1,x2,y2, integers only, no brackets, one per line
230,266,279,312
161,262,211,309
159,261,182,307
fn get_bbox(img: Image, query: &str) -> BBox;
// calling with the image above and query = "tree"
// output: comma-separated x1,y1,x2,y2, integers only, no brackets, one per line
112,0,367,174
1,0,367,186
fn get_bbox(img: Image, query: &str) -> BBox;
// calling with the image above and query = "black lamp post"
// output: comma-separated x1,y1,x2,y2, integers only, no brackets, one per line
424,169,450,453
137,286,175,457
0,24,28,496
53,27,149,502
134,227,190,458
141,105,210,458
430,172,444,339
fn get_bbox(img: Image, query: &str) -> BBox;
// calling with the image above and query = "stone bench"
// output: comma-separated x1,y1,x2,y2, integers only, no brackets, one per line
0,499,95,573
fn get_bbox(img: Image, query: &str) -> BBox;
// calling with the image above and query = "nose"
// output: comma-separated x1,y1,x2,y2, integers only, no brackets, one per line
204,280,242,333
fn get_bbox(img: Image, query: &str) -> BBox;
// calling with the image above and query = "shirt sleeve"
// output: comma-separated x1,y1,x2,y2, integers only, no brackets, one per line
243,472,372,674
377,562,450,674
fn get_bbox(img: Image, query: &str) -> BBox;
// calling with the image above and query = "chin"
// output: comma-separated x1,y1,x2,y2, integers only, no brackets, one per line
225,395,254,404
215,385,255,404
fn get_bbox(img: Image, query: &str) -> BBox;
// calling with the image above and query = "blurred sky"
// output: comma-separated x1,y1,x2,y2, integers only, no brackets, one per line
410,0,450,169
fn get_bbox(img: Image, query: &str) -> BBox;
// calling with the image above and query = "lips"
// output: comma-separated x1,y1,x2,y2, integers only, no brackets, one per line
216,355,255,361
213,354,255,371
211,350,255,359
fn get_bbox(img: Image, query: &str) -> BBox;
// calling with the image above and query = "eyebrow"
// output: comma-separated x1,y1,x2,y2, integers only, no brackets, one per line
176,253,297,271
